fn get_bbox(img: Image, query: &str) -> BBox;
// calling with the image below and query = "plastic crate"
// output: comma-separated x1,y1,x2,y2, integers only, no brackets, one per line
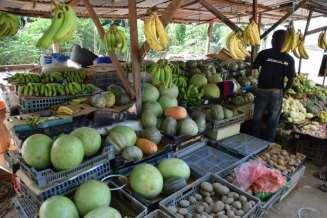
218,133,271,156
163,133,205,151
144,209,172,218
159,174,260,218
18,143,114,189
88,70,121,90
174,140,245,178
206,121,242,140
280,165,305,201
92,108,136,127
211,110,245,129
13,196,38,218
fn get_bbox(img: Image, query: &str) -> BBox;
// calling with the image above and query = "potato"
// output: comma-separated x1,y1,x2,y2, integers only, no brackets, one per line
205,196,213,205
235,209,244,216
228,192,239,199
180,200,190,208
195,205,204,213
211,201,224,212
201,182,213,192
213,183,230,195
222,196,234,204
176,214,184,218
281,150,288,156
185,214,192,218
195,193,202,201
178,208,188,215
192,214,202,218
226,209,235,217
242,202,251,211
224,204,231,210
217,214,228,218
232,201,242,209
239,195,247,203
200,190,211,197
278,159,285,166
189,196,197,204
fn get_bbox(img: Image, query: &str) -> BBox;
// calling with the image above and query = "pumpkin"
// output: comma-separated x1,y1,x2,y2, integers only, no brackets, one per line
161,117,177,136
141,110,157,128
121,146,143,162
141,127,162,144
136,138,158,155
164,106,188,120
178,118,199,136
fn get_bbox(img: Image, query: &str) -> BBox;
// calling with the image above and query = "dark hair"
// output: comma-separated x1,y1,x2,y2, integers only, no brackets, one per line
272,30,287,51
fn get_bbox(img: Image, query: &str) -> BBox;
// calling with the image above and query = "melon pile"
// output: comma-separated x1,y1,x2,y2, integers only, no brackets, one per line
21,127,102,171
129,158,190,199
39,180,122,218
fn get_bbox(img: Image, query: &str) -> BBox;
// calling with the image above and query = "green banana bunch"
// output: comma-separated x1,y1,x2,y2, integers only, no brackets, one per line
37,3,77,48
9,73,41,83
150,60,173,88
103,25,127,54
0,12,20,38
25,115,47,127
180,84,204,106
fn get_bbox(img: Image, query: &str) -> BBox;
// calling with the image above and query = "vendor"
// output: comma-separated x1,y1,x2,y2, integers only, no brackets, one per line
252,30,295,142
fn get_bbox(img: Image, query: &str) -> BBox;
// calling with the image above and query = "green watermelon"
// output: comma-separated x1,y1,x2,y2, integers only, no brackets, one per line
39,195,79,218
159,84,179,98
211,105,224,120
106,126,137,153
141,127,162,144
158,96,178,110
158,158,190,180
161,117,177,136
142,83,159,102
142,101,162,117
141,111,157,128
84,207,122,218
71,127,101,157
178,118,199,136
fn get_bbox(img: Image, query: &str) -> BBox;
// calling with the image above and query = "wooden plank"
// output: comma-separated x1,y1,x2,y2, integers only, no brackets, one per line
139,0,184,60
198,0,241,32
260,0,307,39
82,0,135,98
128,0,142,112
298,10,312,74
306,25,327,35
206,22,213,54
251,0,258,65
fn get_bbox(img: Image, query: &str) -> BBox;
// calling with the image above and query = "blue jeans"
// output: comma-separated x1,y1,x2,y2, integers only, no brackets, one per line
252,89,283,142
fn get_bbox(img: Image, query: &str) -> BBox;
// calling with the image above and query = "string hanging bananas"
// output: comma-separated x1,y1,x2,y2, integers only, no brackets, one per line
103,25,127,54
226,31,250,60
0,12,20,38
243,20,261,46
144,12,169,52
37,3,77,49
318,31,327,50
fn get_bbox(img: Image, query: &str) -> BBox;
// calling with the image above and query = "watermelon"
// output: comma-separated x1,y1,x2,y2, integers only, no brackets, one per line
158,96,178,110
129,164,163,199
121,146,143,162
161,117,177,136
178,118,199,136
84,207,122,218
21,134,53,170
141,127,162,144
73,180,111,216
142,83,159,102
141,111,157,128
159,84,179,98
211,105,224,120
143,101,163,117
158,158,190,180
39,195,79,218
50,135,84,171
71,127,101,157
163,177,187,195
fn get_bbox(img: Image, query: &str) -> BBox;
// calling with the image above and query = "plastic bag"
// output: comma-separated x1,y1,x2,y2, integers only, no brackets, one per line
234,160,286,193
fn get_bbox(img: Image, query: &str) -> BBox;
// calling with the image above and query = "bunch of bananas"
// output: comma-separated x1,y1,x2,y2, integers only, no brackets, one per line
151,60,173,88
9,73,40,83
37,3,77,49
244,20,261,46
180,84,204,106
281,25,299,53
144,12,168,51
293,35,309,59
17,82,97,97
318,31,327,50
103,25,127,54
319,110,327,124
56,106,73,115
24,116,47,127
0,12,20,37
226,31,250,60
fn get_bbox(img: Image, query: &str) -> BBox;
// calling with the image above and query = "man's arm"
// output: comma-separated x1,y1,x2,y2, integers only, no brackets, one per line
284,57,296,91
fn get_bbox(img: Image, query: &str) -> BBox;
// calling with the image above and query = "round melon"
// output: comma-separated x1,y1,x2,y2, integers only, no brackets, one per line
178,118,199,136
190,74,207,87
21,134,53,170
143,101,163,117
73,180,111,216
141,111,157,128
121,146,143,162
50,135,84,170
71,127,101,157
129,163,163,199
141,127,162,144
158,96,178,110
106,125,137,153
84,207,122,218
204,83,220,98
159,84,179,98
142,83,159,102
158,158,190,180
39,195,79,218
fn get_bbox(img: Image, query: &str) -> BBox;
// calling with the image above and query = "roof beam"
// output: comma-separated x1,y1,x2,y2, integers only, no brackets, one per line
306,25,327,35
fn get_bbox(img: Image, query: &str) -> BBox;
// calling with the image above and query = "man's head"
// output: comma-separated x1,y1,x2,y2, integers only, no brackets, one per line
272,30,287,51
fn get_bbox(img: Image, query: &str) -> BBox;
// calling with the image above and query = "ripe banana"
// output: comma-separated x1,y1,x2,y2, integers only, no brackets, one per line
144,12,169,51
57,106,73,115
226,31,249,60
318,31,327,50
154,14,168,48
0,12,20,37
244,20,260,46
297,37,309,59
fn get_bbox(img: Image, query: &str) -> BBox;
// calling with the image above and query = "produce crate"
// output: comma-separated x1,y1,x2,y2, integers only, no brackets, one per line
206,121,242,141
159,174,260,218
87,70,121,90
18,143,114,189
144,209,172,218
13,196,38,218
174,140,245,178
280,165,305,201
211,110,245,129
217,133,271,157
163,133,205,151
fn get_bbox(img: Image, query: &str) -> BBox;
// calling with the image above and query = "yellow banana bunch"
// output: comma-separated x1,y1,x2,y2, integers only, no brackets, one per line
318,31,327,50
226,31,250,60
56,106,73,115
281,25,298,53
297,36,309,59
103,25,127,54
244,20,261,46
0,12,20,37
37,3,77,49
144,12,169,51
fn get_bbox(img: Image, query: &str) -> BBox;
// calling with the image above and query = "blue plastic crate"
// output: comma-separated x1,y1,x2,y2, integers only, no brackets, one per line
218,133,271,156
13,196,38,218
174,140,245,178
18,143,114,189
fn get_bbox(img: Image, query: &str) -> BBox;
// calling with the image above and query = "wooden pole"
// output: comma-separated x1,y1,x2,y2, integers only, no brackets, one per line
128,0,142,113
306,26,327,36
298,10,313,74
139,0,184,60
260,0,307,39
206,23,213,54
251,0,258,65
198,0,241,32
82,0,135,98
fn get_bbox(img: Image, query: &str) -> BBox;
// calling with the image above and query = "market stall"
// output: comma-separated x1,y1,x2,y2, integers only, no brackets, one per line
0,0,326,217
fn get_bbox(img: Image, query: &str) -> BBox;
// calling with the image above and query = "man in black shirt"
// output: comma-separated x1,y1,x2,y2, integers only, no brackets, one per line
252,30,296,142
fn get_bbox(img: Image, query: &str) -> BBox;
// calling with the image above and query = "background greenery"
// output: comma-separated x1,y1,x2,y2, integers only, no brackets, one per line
0,17,231,65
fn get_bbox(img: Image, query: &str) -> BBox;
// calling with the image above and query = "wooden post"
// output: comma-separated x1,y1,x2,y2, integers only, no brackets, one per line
251,0,258,65
128,0,142,113
139,0,184,60
199,0,241,32
206,22,213,54
298,10,313,74
260,0,307,39
82,0,135,98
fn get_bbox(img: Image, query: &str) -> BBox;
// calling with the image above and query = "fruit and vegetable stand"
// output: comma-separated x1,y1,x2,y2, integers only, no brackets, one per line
0,0,326,218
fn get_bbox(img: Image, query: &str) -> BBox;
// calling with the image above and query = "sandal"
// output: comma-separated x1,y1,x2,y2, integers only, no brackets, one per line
318,183,327,192
313,171,327,181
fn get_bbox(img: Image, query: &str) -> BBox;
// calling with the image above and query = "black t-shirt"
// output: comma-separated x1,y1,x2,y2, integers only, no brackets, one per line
253,48,295,90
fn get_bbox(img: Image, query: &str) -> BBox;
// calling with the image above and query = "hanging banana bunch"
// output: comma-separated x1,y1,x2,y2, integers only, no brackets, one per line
0,12,20,37
296,35,309,59
281,24,298,53
103,25,127,54
151,60,173,88
144,11,169,52
318,31,327,50
243,20,261,46
36,3,77,49
226,31,250,60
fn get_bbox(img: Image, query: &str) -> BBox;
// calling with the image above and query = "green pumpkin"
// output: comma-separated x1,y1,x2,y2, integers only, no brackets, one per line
211,105,224,120
141,127,162,144
178,118,199,136
141,111,157,128
121,146,143,162
161,117,177,136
